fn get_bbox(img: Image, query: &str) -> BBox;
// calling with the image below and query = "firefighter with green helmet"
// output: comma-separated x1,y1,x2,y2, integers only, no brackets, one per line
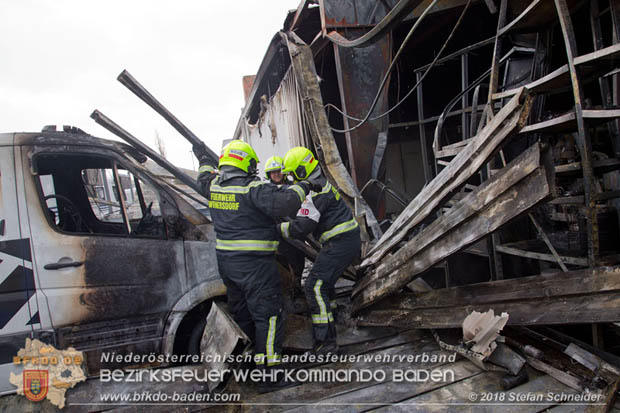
264,155,285,185
197,140,311,392
280,146,361,355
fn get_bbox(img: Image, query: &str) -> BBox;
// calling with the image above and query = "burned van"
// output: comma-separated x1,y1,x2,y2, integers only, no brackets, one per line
0,127,224,394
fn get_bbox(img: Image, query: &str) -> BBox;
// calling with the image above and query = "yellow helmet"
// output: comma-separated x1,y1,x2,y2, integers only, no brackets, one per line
264,155,284,179
282,147,318,180
219,140,259,174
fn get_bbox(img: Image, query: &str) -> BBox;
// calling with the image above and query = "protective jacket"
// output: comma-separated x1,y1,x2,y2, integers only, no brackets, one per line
198,169,307,255
197,166,309,367
280,176,358,244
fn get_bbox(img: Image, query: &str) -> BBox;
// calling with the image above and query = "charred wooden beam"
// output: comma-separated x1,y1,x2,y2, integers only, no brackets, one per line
357,266,620,328
362,87,532,268
352,141,554,312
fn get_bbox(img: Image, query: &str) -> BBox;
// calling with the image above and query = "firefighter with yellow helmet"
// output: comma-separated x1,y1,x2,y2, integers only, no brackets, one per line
280,147,361,355
197,140,311,392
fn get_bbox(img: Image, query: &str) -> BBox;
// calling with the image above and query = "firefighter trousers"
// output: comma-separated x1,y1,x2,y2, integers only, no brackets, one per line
216,252,284,367
304,228,361,345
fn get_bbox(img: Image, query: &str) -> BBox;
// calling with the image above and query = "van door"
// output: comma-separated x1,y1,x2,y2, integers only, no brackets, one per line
0,142,41,394
21,145,189,374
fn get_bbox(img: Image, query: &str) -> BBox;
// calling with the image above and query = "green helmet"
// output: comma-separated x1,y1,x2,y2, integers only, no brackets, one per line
282,147,318,180
219,140,259,174
264,155,284,179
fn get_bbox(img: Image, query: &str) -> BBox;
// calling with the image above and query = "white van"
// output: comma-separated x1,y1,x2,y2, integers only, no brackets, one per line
0,127,225,394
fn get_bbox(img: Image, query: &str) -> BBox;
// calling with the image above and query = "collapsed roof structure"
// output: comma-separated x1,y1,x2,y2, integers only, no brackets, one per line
227,0,620,406
235,0,620,332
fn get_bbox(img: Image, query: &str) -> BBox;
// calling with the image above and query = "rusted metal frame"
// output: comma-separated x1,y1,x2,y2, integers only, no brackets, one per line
416,71,432,184
461,53,470,140
284,31,383,239
554,0,600,266
111,162,132,235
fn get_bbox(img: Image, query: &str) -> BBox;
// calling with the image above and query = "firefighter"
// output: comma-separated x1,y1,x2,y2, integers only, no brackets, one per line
279,147,361,355
264,154,306,283
197,140,311,392
264,155,285,185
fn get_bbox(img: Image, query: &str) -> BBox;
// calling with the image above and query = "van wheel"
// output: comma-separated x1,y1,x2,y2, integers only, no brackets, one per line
187,318,207,355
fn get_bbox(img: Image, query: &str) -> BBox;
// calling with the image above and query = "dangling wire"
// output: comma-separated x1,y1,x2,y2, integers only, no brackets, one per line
327,0,473,132
326,0,440,133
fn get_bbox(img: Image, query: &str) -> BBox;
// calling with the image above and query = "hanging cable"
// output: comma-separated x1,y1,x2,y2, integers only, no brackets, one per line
327,0,472,132
327,0,440,133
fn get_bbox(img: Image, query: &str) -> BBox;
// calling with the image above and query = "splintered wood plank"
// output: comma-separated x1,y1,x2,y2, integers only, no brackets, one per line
223,330,436,408
373,374,576,413
371,266,620,311
354,143,550,299
372,370,504,412
555,158,620,176
284,360,481,412
519,109,620,134
495,243,589,266
361,88,532,268
357,290,620,329
353,144,555,313
236,344,456,412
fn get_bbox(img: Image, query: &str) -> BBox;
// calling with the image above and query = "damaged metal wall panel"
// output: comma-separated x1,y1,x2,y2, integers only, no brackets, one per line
243,67,309,166
352,140,555,312
358,266,620,328
333,34,392,191
284,31,383,240
362,87,533,268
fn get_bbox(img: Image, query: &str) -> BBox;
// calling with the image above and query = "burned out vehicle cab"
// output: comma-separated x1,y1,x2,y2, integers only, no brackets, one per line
0,127,225,394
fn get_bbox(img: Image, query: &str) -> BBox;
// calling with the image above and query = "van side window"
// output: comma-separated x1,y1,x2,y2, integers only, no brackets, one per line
35,154,166,238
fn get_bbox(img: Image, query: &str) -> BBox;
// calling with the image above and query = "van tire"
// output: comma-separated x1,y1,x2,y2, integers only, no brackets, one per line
187,318,207,355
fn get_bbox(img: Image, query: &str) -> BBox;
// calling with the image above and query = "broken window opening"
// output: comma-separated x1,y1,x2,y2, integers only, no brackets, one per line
35,152,167,239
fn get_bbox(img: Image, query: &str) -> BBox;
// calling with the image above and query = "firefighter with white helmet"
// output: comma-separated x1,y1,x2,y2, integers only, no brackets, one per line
264,155,285,185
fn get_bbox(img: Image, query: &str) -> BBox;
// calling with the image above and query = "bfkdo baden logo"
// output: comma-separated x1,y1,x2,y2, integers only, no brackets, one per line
10,338,86,409
23,370,49,402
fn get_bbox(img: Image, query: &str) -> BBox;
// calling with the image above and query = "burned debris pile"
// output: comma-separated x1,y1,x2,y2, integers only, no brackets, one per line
224,0,620,406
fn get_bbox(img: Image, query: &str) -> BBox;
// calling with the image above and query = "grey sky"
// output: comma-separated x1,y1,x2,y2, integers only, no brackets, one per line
0,0,299,169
